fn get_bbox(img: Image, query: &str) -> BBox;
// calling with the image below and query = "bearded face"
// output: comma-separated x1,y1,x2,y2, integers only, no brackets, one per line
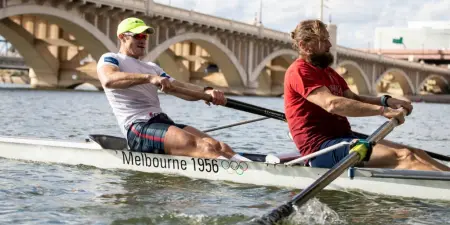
309,51,334,69
300,29,334,69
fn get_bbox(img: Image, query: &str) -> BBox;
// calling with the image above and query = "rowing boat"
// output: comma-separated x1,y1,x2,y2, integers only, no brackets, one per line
0,134,449,201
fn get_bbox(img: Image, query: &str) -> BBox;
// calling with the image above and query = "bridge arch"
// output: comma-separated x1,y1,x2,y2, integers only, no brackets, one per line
377,68,415,95
419,74,450,94
143,32,247,87
0,5,116,59
250,49,298,82
154,49,190,82
336,60,371,95
67,82,101,91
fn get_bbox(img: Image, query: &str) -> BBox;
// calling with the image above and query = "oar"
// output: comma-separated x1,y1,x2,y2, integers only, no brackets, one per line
202,117,269,132
170,86,450,162
168,86,287,121
250,110,408,225
225,99,286,122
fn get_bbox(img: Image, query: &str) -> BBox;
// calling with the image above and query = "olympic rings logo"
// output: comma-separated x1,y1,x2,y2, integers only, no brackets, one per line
221,160,248,175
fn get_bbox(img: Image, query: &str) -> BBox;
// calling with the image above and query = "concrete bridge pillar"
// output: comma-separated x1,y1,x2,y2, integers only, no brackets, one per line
327,23,337,69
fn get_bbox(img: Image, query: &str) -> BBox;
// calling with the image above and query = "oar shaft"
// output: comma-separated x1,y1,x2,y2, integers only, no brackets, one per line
225,99,286,121
290,151,360,206
169,86,287,121
202,117,269,132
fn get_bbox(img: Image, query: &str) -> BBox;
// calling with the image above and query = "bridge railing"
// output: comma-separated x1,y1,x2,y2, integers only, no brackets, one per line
91,0,146,11
262,29,291,42
153,3,260,34
152,3,293,42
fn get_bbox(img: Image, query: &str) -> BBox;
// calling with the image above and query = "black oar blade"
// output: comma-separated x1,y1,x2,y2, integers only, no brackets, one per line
250,152,360,225
250,203,294,225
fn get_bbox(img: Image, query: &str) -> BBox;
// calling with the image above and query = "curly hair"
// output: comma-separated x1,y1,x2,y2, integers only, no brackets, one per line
290,19,327,52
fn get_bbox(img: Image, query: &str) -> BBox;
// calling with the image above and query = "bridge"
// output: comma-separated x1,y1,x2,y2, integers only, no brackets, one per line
0,0,449,96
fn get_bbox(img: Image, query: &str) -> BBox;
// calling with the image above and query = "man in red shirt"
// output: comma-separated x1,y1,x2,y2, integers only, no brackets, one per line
284,19,449,171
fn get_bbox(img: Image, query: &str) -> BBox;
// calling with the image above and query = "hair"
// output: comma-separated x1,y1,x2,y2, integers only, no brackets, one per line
290,19,327,52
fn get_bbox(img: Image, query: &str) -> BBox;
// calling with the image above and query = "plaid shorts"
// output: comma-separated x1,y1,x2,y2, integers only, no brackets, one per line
126,113,186,154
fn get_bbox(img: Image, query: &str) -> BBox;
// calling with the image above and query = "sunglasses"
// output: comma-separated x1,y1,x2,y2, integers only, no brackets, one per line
123,32,148,40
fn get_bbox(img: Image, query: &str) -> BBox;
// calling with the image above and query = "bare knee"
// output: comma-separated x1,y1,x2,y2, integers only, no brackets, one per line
397,148,415,162
202,138,221,150
197,139,220,156
203,138,232,154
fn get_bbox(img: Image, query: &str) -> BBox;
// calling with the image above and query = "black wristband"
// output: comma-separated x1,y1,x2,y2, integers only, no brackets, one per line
381,95,391,107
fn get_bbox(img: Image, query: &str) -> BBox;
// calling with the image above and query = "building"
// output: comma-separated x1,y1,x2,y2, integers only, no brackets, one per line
369,21,450,68
375,21,450,50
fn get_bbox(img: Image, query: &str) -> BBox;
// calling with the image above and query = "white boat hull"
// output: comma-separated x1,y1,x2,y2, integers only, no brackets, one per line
0,136,449,201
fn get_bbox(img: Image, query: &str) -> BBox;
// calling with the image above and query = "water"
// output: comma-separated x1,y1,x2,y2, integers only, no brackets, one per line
0,87,449,225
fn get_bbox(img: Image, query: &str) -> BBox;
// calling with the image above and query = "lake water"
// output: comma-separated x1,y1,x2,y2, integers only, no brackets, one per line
0,87,449,225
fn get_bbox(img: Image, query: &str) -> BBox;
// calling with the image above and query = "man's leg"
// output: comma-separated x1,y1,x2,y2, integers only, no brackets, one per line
364,142,450,171
309,137,354,168
163,125,225,159
128,122,223,159
378,139,450,171
180,126,251,161
353,132,450,171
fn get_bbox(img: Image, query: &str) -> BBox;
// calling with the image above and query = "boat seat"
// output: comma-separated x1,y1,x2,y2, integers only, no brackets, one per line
88,134,128,150
265,152,305,166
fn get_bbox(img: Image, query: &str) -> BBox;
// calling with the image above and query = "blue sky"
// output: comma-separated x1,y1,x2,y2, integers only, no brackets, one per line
154,0,450,49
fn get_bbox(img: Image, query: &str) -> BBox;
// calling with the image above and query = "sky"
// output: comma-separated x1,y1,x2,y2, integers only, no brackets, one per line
154,0,450,49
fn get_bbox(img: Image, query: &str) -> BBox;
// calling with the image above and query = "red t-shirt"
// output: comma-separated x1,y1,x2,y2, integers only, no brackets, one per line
284,58,352,157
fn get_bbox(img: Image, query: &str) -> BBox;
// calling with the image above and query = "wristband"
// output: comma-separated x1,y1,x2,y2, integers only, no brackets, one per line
381,95,391,107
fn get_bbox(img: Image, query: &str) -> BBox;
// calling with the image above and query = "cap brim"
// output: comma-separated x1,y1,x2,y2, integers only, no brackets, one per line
129,26,155,35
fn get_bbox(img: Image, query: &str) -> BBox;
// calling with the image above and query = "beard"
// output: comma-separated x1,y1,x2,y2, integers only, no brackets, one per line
309,52,334,69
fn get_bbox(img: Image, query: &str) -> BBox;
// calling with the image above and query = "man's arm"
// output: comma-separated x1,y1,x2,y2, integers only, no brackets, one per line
307,86,383,117
98,64,162,89
168,80,205,101
344,90,383,105
169,80,226,105
344,89,413,114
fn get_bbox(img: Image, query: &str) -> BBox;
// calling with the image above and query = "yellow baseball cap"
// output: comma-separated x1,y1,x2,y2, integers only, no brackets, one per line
116,17,155,36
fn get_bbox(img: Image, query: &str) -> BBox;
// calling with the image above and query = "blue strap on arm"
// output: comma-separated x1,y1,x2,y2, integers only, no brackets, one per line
381,95,391,107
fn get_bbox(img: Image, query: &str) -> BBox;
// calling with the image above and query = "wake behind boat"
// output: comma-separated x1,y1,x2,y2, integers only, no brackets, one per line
0,134,449,201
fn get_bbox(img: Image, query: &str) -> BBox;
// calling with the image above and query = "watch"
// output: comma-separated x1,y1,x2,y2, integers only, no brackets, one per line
381,95,391,107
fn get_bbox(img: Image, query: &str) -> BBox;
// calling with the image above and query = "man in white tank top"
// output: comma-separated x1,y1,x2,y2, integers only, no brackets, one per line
97,17,250,162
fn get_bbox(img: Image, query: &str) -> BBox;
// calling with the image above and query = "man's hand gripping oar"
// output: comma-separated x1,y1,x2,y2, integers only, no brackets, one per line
248,109,408,225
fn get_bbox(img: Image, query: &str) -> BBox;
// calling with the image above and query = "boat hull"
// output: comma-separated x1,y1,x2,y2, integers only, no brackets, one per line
0,136,449,201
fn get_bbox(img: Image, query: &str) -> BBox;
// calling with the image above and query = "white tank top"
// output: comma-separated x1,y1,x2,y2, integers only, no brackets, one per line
96,52,175,136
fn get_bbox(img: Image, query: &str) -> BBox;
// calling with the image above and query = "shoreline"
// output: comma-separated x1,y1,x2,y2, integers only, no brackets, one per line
2,85,450,104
